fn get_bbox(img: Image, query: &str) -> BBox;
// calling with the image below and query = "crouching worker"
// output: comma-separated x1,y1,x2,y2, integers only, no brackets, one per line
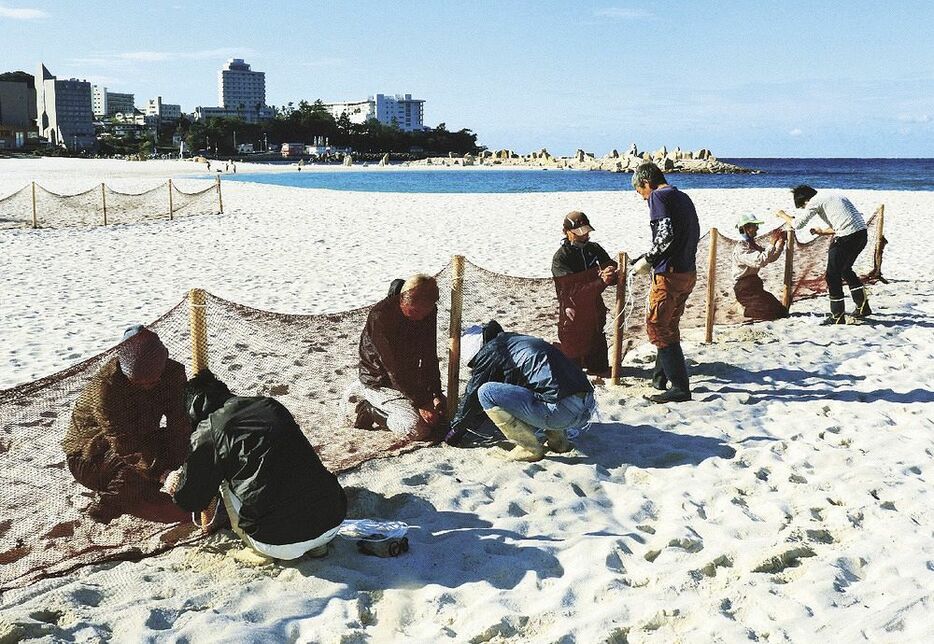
165,370,347,561
732,214,788,321
63,325,191,524
445,321,596,462
354,274,447,441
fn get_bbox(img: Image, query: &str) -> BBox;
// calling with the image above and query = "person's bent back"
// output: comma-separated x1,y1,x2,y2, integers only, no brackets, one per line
172,371,347,559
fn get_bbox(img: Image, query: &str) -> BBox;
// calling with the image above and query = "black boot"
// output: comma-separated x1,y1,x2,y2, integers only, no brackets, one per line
651,351,668,391
820,298,847,325
646,344,691,403
851,286,872,317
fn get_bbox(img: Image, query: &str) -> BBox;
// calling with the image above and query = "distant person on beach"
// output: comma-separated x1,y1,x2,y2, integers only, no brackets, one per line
297,159,304,172
62,325,190,524
352,274,446,440
551,211,618,377
731,214,788,321
776,186,870,324
445,321,595,461
163,370,347,561
630,162,700,403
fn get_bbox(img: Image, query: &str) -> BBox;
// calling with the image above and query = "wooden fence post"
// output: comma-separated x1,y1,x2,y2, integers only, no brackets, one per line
189,288,209,376
704,228,718,344
101,183,107,226
31,181,37,229
215,175,223,214
873,204,885,274
168,179,174,220
446,255,465,420
782,228,795,310
611,251,628,385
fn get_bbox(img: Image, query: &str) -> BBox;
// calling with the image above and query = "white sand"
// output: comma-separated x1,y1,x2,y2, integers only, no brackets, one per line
1,158,932,641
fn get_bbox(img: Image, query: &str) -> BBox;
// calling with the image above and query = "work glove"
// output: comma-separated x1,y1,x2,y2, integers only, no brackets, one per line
631,256,651,276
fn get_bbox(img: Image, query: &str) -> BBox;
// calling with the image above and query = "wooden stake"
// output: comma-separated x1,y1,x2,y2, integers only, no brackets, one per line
101,183,107,226
704,228,718,344
188,287,210,532
782,228,795,310
446,255,465,420
31,181,37,229
215,175,223,214
611,251,628,385
873,204,885,274
168,179,174,220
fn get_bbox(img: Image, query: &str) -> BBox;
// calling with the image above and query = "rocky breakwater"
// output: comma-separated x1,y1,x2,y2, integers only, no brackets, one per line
410,144,755,174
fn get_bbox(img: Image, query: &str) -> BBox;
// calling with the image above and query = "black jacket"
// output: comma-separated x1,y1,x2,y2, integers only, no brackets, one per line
173,396,347,545
358,294,442,408
449,332,593,437
551,239,615,278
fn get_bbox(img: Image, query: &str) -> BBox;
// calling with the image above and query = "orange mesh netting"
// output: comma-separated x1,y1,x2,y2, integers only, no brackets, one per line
0,179,219,229
0,208,886,592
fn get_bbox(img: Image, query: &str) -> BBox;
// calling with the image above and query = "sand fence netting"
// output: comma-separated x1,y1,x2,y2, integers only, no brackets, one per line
0,207,886,593
0,179,220,229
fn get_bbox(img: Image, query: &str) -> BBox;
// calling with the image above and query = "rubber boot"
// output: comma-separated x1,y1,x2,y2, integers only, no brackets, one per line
544,429,572,453
646,344,691,403
820,298,847,325
651,351,668,391
484,406,544,462
851,286,872,318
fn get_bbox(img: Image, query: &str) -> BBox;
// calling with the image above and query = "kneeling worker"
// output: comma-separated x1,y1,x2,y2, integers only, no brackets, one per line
445,321,595,461
732,213,788,321
164,370,347,560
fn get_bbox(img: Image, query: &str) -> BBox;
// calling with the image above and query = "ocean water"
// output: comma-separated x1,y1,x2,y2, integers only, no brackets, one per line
217,158,934,193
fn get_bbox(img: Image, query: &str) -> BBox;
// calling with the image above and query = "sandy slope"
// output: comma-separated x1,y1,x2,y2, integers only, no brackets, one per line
1,159,932,642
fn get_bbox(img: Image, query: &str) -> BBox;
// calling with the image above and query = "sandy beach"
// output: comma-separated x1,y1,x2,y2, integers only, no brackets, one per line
1,158,932,642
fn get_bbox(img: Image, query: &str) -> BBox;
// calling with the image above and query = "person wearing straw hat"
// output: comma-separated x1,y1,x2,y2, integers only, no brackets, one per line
63,325,191,525
163,370,347,562
731,213,788,321
551,211,618,377
775,185,871,324
630,162,700,404
444,321,595,461
353,274,447,441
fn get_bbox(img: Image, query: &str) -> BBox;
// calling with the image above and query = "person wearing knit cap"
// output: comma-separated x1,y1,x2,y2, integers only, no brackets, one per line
62,325,191,524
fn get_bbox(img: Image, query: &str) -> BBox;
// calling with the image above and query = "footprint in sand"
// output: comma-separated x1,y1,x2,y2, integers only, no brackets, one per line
691,554,733,579
752,546,816,573
71,587,104,607
144,608,178,631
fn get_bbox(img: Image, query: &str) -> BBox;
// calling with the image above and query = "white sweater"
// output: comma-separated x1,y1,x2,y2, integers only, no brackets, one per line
795,191,866,237
732,238,784,283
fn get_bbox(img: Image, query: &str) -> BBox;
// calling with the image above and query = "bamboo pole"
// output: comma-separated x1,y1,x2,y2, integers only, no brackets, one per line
168,179,174,220
215,175,223,214
446,255,465,420
873,204,885,274
782,228,795,310
101,183,107,226
704,228,718,344
188,287,211,532
31,181,37,229
611,251,628,385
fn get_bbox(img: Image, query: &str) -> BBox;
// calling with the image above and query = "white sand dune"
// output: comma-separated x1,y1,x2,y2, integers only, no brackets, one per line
1,159,932,642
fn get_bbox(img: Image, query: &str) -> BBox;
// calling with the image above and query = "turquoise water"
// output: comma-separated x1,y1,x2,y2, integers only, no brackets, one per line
216,158,934,193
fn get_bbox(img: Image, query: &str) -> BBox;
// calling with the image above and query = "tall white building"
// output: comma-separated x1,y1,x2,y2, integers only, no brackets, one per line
218,58,265,112
145,96,181,121
36,64,95,150
91,85,135,118
324,93,426,132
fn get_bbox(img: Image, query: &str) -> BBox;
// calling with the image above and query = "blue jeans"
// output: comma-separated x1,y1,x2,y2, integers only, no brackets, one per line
477,382,594,432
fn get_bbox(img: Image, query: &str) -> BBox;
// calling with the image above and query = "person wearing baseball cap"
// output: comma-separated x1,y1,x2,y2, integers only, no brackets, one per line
731,214,788,321
62,325,191,525
552,211,618,377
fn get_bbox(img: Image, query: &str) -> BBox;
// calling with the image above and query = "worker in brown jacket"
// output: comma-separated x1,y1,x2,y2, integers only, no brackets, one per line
63,325,191,524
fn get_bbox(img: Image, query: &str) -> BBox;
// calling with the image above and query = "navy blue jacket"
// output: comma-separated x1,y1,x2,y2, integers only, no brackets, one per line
449,333,592,436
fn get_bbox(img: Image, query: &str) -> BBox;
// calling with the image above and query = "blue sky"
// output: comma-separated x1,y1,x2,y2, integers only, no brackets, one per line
2,0,932,156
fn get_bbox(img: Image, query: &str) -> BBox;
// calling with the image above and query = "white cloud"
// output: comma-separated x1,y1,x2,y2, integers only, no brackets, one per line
594,7,653,20
69,48,255,66
788,128,803,137
897,113,931,124
0,4,48,19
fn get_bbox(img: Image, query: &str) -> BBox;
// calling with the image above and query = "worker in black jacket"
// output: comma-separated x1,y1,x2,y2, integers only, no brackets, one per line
551,211,618,376
164,370,347,560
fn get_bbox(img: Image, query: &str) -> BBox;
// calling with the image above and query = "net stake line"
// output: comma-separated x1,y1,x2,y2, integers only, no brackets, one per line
188,288,211,530
31,181,37,228
704,228,718,344
782,227,795,310
168,179,174,220
446,255,465,420
215,175,223,214
101,183,107,226
611,251,628,385
873,204,885,277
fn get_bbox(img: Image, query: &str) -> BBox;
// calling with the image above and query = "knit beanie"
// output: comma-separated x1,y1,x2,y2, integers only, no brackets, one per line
118,325,168,383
